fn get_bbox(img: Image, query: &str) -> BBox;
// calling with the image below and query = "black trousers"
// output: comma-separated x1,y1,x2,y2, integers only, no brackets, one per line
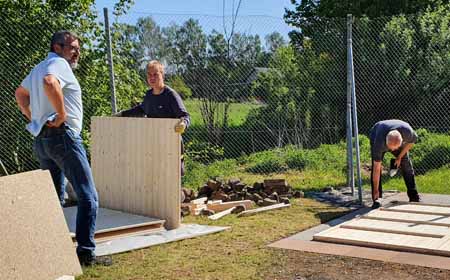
371,150,418,200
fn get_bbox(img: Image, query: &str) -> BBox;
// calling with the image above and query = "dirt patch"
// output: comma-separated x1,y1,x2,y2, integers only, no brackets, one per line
264,249,450,280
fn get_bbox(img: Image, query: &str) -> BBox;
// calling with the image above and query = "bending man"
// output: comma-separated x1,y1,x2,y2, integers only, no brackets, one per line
369,119,420,209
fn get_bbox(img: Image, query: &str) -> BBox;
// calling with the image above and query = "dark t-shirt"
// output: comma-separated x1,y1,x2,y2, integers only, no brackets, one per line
121,85,190,127
369,120,417,161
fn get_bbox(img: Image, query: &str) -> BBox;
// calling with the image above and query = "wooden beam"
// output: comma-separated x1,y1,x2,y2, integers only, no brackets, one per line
208,207,237,221
362,216,450,227
340,224,445,238
237,203,290,217
381,208,450,217
207,200,254,212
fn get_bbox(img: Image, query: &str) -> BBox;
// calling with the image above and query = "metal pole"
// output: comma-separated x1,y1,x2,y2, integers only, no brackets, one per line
348,14,363,205
346,14,354,195
0,159,8,176
103,7,117,114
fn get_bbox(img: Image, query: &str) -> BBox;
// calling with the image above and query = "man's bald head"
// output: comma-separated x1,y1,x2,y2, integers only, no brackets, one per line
386,130,402,151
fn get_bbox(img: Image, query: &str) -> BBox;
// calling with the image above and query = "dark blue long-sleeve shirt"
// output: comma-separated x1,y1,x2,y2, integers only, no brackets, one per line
121,86,190,127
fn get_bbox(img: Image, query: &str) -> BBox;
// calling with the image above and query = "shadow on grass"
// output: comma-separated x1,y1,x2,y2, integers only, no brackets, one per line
315,210,352,224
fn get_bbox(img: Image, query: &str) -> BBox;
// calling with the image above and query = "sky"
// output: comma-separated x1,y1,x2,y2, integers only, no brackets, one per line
94,0,298,41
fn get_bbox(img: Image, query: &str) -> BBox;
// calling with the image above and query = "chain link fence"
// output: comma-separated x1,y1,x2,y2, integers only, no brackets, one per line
1,7,449,193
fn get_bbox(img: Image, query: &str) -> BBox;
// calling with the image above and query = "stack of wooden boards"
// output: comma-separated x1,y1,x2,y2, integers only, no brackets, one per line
183,197,290,220
314,203,450,256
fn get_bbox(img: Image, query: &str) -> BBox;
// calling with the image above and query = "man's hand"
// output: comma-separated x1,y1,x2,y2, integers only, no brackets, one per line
112,111,123,117
394,157,402,169
46,113,66,127
174,120,186,134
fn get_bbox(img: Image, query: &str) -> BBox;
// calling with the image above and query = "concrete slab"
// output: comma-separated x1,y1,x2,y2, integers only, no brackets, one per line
269,192,450,270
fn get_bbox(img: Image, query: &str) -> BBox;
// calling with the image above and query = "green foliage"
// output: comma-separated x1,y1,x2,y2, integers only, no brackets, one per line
285,147,308,170
167,75,192,99
413,129,450,173
185,140,224,164
245,150,287,174
183,158,238,189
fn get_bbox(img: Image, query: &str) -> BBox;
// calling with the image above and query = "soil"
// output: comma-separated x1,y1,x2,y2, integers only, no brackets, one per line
265,249,450,280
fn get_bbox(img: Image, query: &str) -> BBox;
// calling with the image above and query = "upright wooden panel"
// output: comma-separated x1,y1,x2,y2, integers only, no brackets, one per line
91,117,181,229
313,203,450,256
0,170,82,280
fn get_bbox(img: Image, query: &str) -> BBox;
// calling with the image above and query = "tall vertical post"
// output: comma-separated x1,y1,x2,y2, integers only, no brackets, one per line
346,14,354,195
347,14,363,205
0,159,8,176
104,7,117,114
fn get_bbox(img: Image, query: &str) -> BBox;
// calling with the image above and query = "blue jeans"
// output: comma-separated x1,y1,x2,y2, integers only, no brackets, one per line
50,167,66,206
33,126,98,257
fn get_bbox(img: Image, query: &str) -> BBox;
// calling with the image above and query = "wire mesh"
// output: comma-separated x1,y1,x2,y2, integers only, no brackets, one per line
1,6,449,193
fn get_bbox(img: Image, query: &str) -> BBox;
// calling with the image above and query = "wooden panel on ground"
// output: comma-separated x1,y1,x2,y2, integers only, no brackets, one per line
91,117,181,229
237,203,290,217
64,207,166,242
0,170,82,280
207,200,254,212
313,203,450,257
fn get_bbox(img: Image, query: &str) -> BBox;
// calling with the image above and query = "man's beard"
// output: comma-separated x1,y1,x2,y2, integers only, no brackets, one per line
69,61,78,70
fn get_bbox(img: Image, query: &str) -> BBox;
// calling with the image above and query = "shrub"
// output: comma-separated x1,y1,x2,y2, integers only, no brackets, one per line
245,150,287,174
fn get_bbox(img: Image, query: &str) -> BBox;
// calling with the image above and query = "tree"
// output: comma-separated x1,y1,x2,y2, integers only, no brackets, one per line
0,0,135,173
265,32,286,53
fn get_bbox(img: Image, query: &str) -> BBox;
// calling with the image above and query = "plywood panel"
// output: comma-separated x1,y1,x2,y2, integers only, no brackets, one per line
314,228,447,255
0,170,82,280
313,203,450,257
92,117,181,229
342,218,450,237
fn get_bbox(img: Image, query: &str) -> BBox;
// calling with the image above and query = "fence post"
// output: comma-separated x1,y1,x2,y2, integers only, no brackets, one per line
346,14,355,195
347,14,363,205
103,7,117,114
0,159,8,176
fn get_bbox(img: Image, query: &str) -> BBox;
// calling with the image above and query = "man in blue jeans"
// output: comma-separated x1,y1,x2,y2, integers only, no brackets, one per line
15,30,109,266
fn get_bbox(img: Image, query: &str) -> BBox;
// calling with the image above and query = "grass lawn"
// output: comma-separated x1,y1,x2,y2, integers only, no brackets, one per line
374,166,450,195
184,99,262,127
78,198,348,280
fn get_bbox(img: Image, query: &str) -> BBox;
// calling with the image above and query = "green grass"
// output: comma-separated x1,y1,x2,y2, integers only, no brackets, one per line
183,143,350,191
78,198,348,280
184,99,262,127
371,165,450,195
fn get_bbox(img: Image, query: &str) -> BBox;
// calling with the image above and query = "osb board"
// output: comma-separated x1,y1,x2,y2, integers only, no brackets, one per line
91,117,181,229
313,203,450,256
0,170,82,280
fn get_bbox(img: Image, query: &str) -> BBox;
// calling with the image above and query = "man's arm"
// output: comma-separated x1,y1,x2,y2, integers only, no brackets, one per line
15,86,31,121
43,74,66,127
372,160,382,201
395,143,414,167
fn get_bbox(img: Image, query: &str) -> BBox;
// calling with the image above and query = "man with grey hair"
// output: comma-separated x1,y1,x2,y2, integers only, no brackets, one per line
15,30,109,266
369,119,420,209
